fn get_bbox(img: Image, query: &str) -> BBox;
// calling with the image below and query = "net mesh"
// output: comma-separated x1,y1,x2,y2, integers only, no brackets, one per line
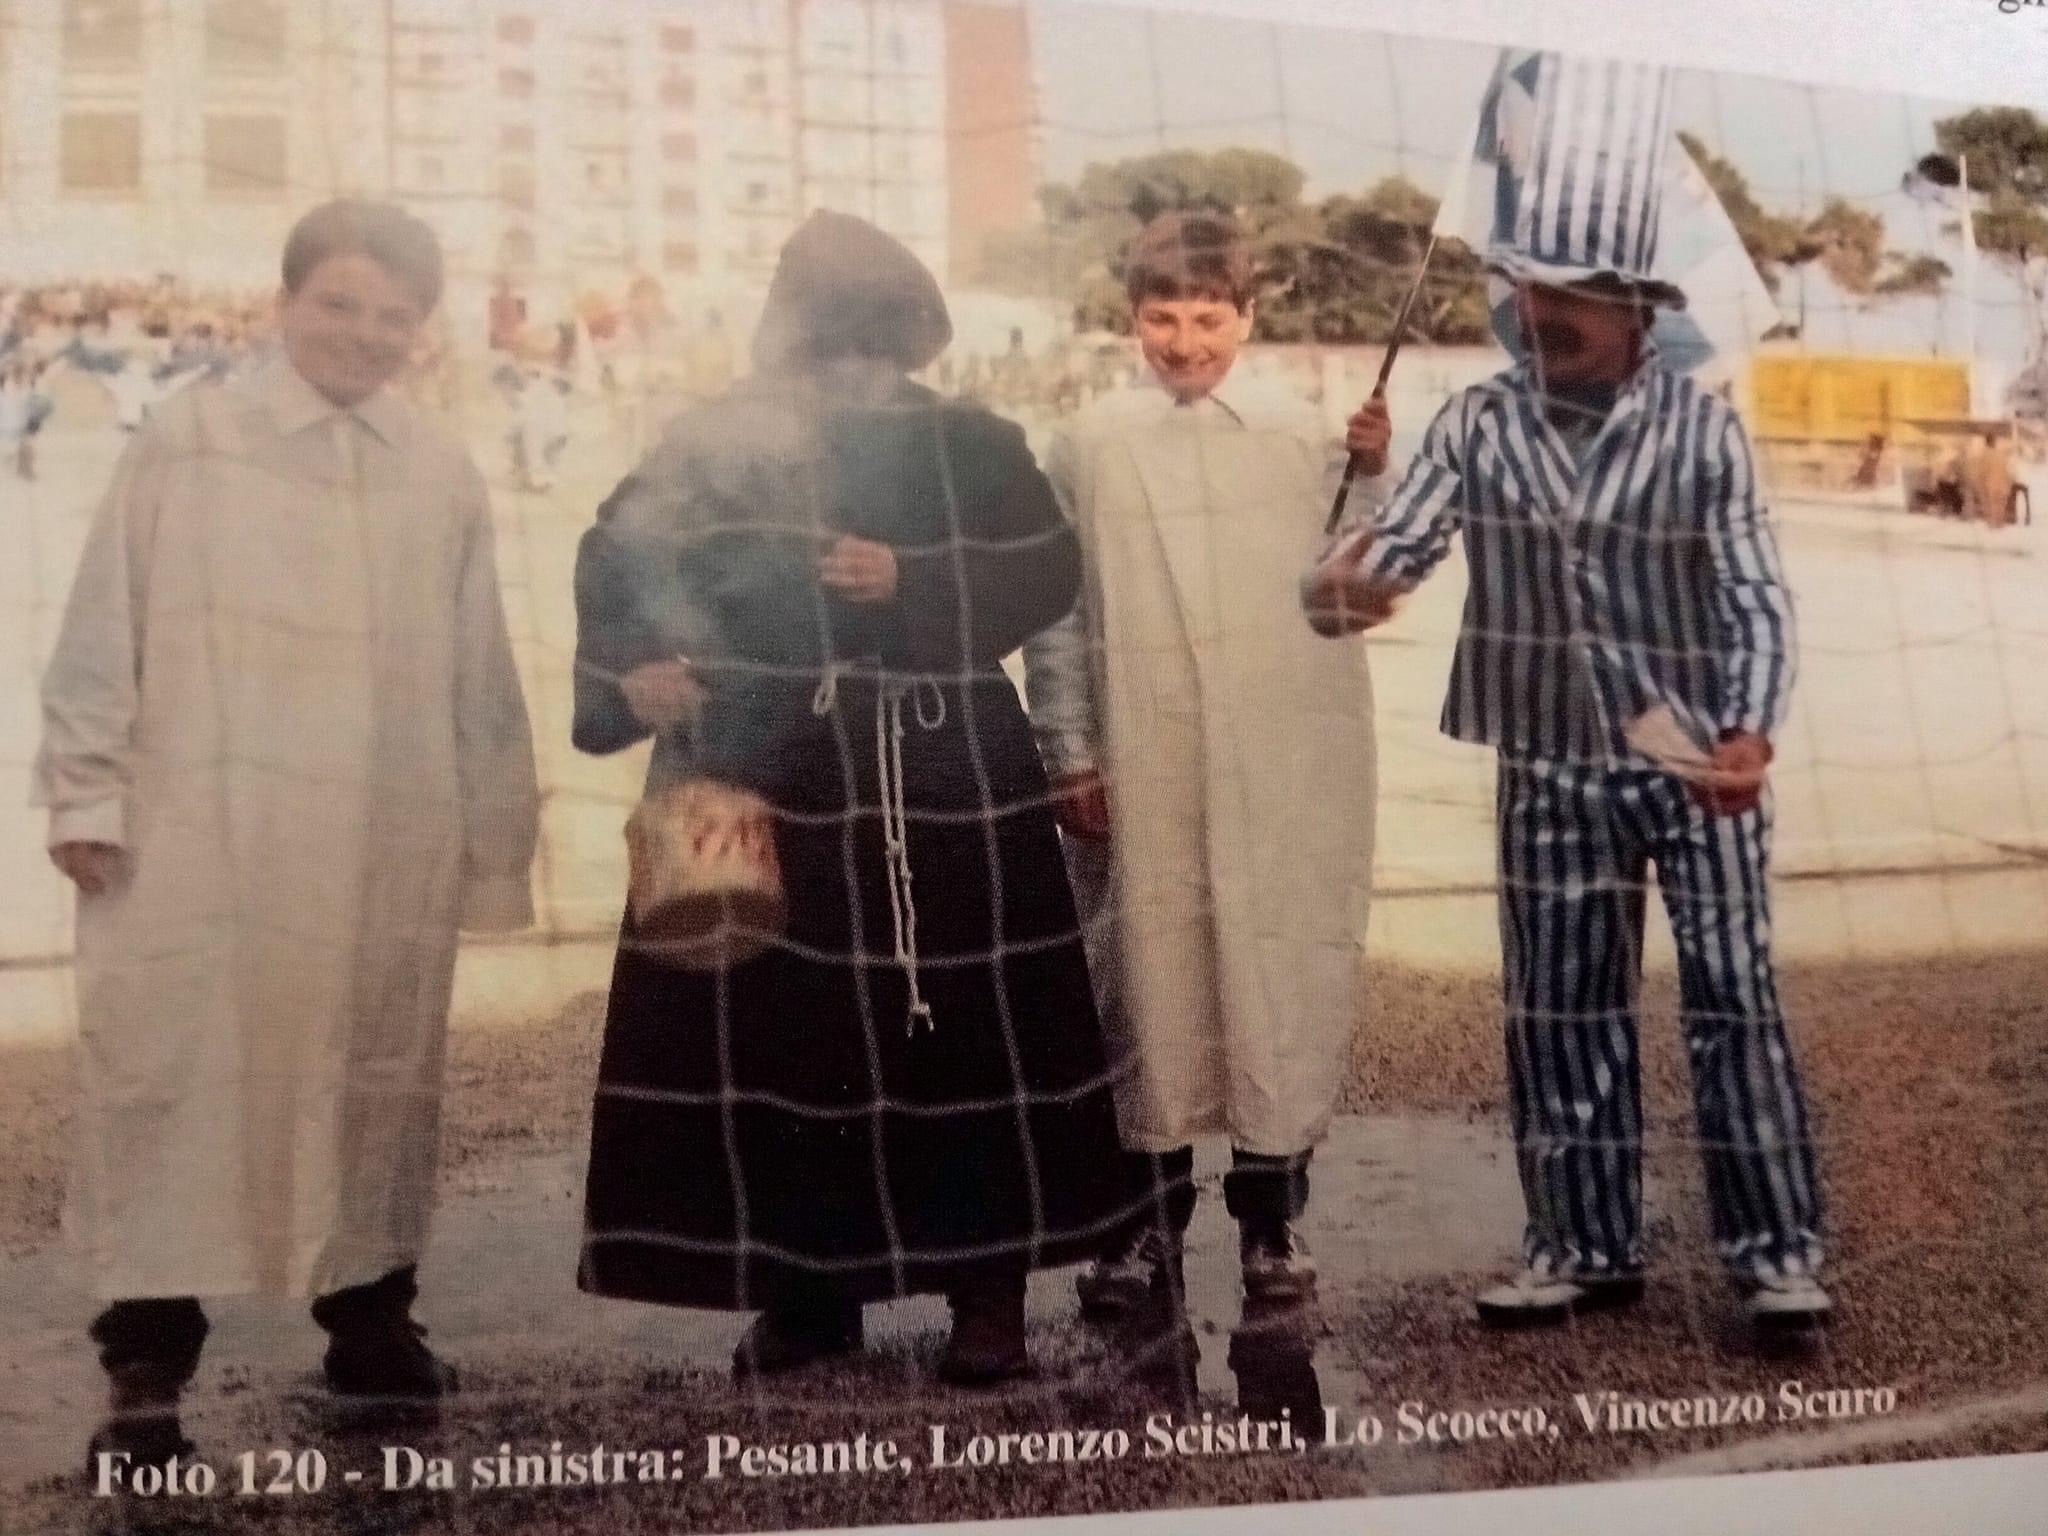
1,0,2045,1524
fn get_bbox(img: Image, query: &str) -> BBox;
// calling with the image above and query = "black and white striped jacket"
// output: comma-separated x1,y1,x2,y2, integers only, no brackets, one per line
1359,357,1796,766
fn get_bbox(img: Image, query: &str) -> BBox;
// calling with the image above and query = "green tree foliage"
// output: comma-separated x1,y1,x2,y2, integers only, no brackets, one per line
1934,108,2048,210
1927,109,2048,262
1872,253,1953,297
977,139,1941,345
1259,178,1491,345
1808,198,1887,294
974,151,1490,344
1929,107,2048,371
1674,132,1818,291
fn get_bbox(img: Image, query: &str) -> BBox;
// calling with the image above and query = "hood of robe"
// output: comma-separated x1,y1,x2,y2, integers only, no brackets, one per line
751,211,953,376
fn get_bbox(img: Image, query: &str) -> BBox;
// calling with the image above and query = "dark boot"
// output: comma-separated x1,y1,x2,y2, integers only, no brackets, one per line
732,1302,864,1377
938,1275,1029,1386
86,1360,199,1476
313,1268,455,1402
86,1299,206,1476
1079,1147,1195,1319
1224,1148,1315,1300
1076,1222,1184,1319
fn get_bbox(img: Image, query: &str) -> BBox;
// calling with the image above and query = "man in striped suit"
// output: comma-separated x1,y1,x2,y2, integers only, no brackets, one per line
1306,266,1832,1334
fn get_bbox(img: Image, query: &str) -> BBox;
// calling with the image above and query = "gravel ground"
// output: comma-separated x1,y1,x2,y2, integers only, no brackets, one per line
3,947,2044,1533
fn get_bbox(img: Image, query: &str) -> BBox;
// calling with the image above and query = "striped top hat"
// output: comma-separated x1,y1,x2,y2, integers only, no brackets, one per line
1478,51,1688,309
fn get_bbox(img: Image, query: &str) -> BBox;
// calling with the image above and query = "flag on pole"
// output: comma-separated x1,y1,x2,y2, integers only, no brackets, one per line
1959,154,1989,414
1439,48,1780,370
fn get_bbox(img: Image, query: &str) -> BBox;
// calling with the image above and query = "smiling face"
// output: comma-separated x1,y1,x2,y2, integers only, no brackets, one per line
277,252,429,408
1133,294,1253,404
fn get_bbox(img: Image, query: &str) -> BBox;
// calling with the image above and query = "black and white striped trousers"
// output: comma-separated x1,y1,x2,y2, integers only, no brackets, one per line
1496,759,1826,1284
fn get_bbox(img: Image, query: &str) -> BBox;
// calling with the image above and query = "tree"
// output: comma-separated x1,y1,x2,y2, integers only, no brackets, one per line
1808,198,1886,294
973,154,1490,344
1935,108,2048,203
1873,253,1953,297
1260,177,1490,345
1677,131,1816,291
1930,107,2048,376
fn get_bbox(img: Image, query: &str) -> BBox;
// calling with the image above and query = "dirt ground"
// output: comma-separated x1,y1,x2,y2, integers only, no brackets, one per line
4,947,2045,1534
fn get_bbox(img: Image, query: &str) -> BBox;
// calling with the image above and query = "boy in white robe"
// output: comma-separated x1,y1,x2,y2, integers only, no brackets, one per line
36,200,541,1467
1023,212,1385,1312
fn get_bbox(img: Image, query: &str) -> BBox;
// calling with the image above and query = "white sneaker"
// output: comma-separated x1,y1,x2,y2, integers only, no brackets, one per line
1744,1273,1834,1332
1475,1266,1645,1327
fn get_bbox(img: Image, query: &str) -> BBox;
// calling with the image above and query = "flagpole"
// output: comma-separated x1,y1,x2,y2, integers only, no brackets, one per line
1323,237,1441,534
1324,90,1481,537
1961,153,1983,415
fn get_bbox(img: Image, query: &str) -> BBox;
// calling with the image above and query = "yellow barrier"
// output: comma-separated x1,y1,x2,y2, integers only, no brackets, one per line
1748,355,1973,444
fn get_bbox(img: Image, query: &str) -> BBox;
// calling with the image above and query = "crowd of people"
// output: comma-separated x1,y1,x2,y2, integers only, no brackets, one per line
0,267,1157,496
0,279,277,478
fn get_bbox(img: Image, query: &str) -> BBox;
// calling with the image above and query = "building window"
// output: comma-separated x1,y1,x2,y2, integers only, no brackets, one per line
416,155,445,188
574,219,624,258
661,24,694,53
206,0,286,74
66,0,143,71
663,241,699,274
661,132,696,163
61,111,142,193
742,69,768,95
500,67,535,99
500,123,534,153
663,185,697,216
501,226,536,267
745,181,770,206
498,15,535,46
659,74,694,109
205,114,287,196
880,186,918,230
499,164,535,210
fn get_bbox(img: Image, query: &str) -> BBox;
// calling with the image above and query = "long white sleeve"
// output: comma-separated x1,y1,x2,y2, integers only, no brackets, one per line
33,428,167,848
1019,426,1101,777
450,463,541,932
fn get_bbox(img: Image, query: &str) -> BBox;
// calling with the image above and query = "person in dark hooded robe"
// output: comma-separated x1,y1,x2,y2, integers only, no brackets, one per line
572,212,1125,1384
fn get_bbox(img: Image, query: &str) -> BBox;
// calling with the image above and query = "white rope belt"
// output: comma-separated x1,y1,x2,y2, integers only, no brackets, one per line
813,664,948,1033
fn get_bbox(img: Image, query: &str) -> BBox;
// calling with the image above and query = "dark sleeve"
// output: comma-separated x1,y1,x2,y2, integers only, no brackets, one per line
570,511,662,756
885,411,1082,671
571,417,727,755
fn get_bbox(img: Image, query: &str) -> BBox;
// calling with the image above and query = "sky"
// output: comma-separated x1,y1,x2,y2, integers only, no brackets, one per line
1028,1,1983,217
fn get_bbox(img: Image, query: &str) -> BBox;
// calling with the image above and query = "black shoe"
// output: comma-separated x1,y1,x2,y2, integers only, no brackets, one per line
1077,1225,1184,1319
323,1318,458,1402
86,1356,198,1477
86,1413,197,1479
938,1280,1030,1387
732,1305,864,1378
1239,1220,1318,1303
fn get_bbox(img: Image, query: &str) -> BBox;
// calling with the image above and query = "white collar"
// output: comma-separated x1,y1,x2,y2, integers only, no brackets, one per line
258,356,407,447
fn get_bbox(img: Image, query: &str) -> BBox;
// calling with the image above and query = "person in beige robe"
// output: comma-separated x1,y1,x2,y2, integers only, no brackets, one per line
33,200,540,1468
1966,430,2018,527
1022,211,1383,1315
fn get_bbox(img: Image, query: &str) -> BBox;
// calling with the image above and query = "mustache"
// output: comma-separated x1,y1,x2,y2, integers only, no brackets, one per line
1530,321,1586,356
